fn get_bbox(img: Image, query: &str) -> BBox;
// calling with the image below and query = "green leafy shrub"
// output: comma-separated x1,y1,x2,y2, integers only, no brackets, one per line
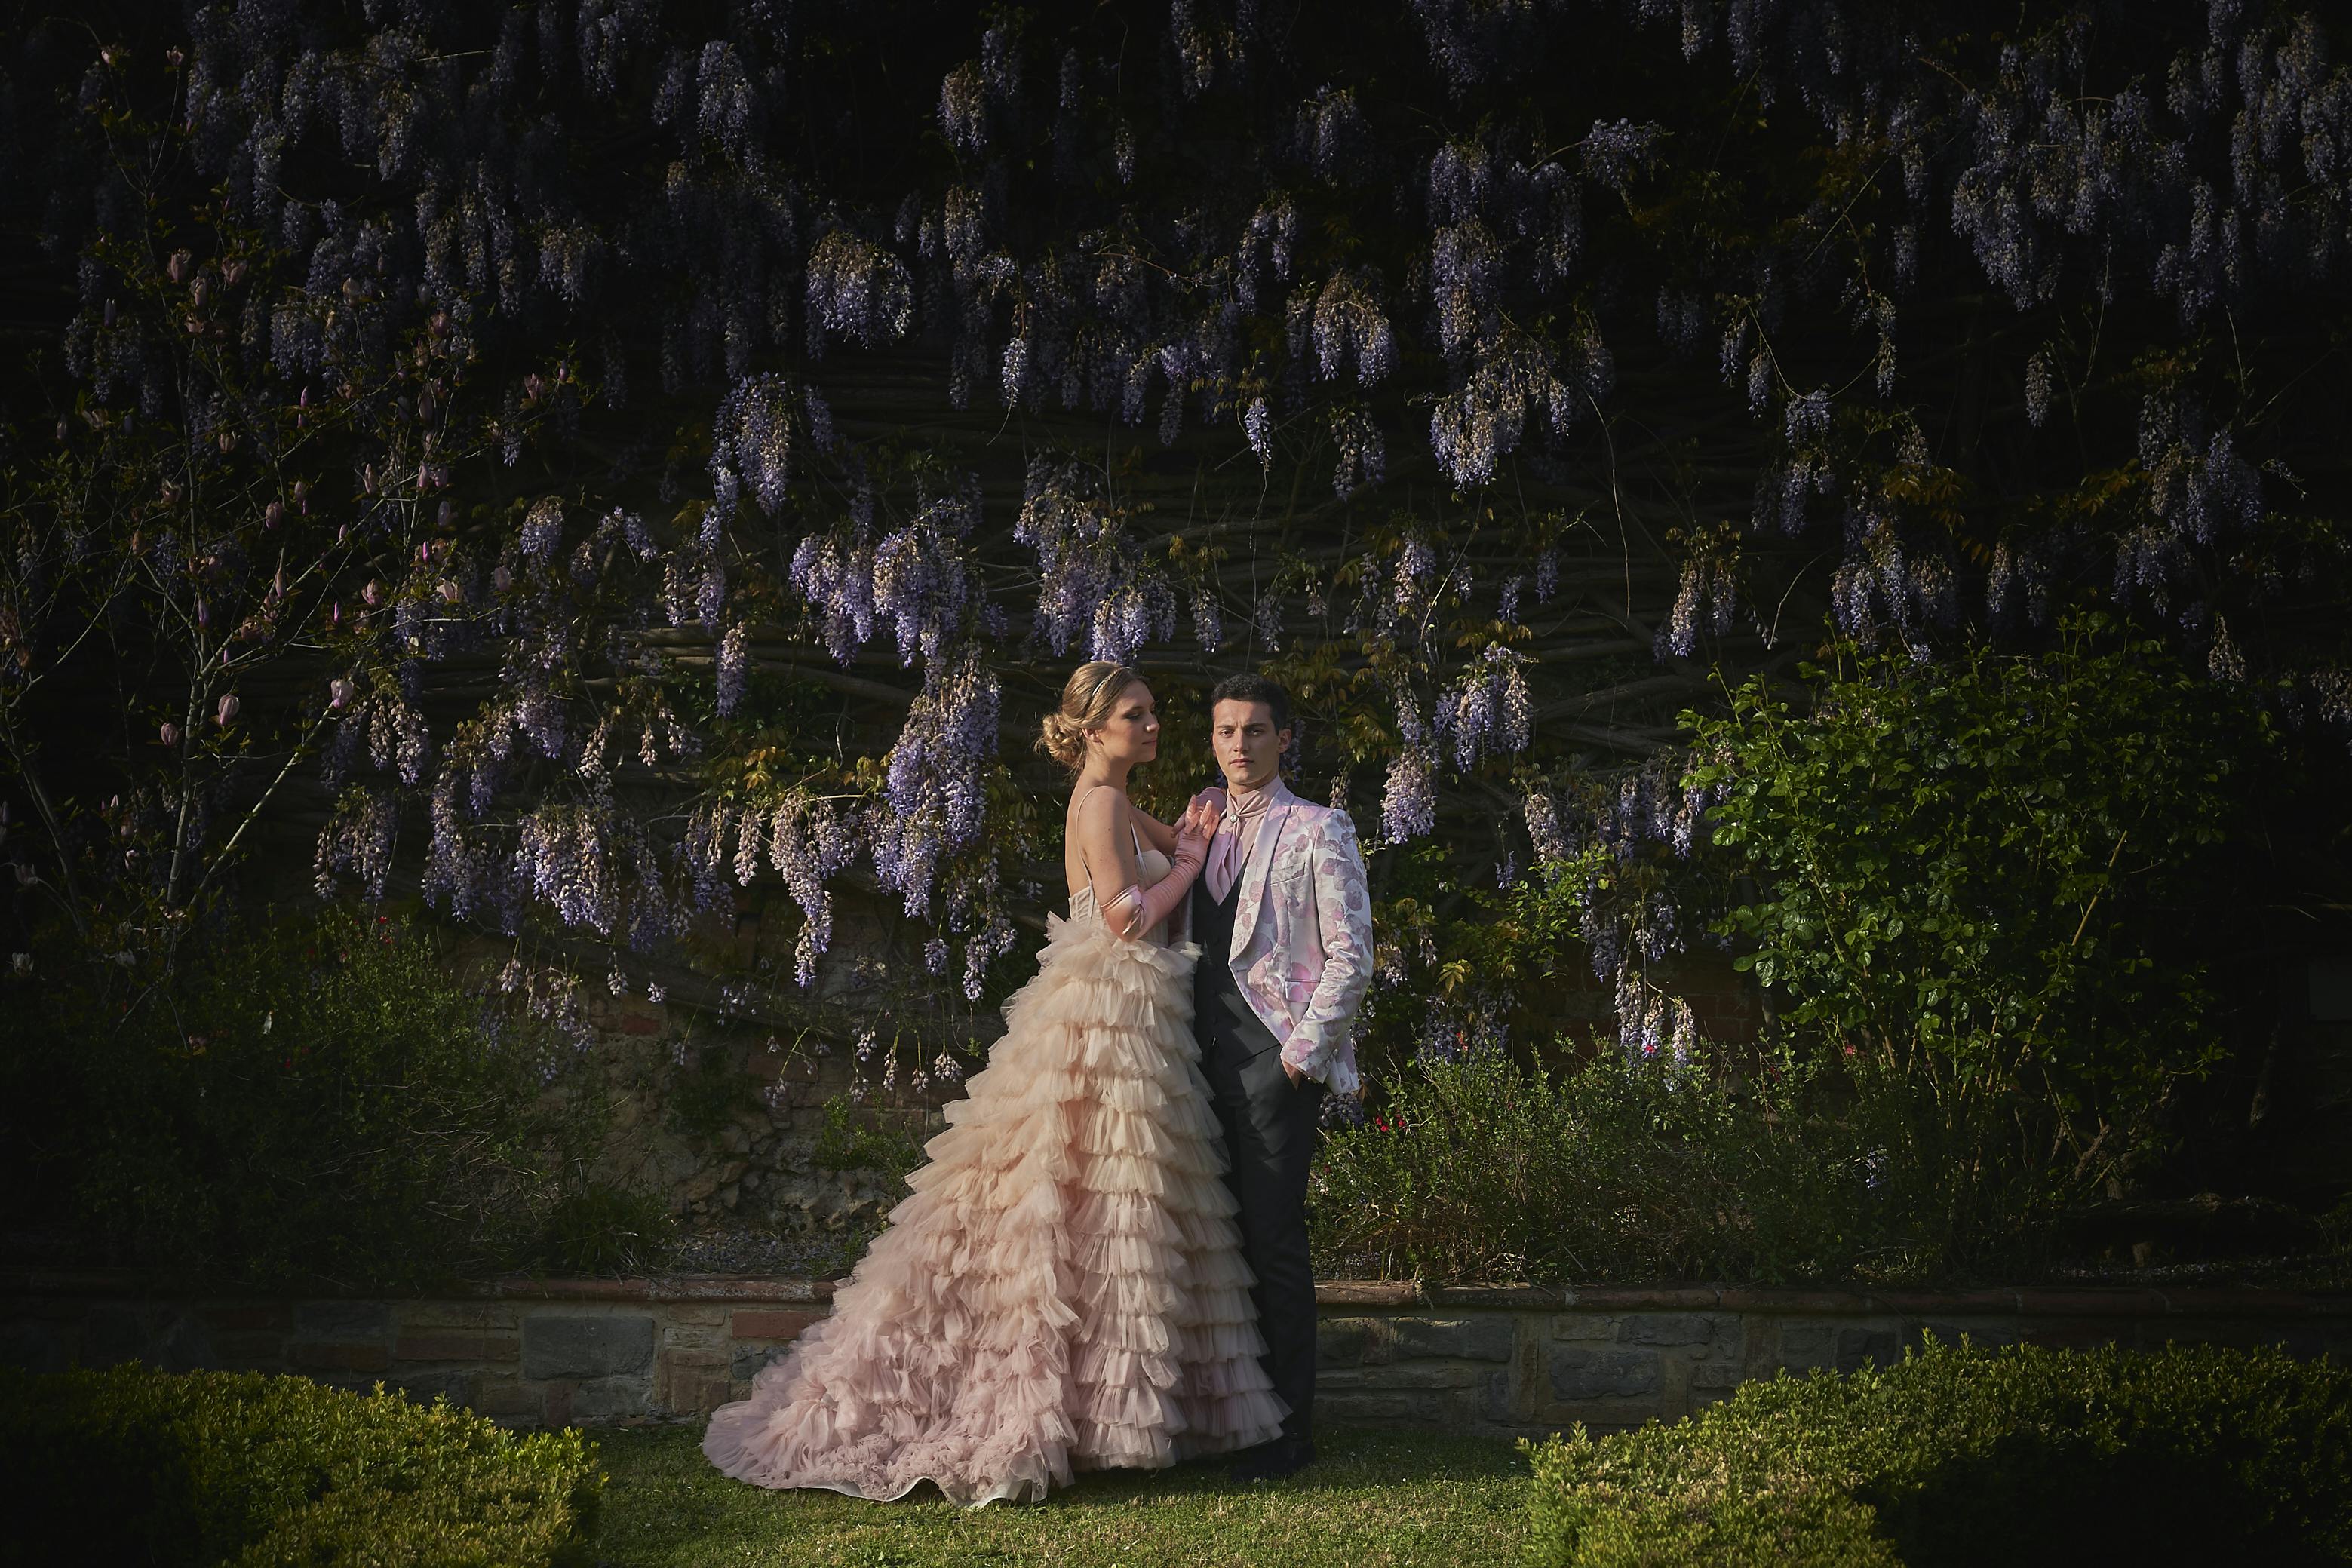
0,907,590,1287
1326,622,2293,1290
809,1092,927,1184
0,1364,602,1567
1525,1339,2352,1568
1682,621,2277,1274
1312,1049,1879,1285
537,1177,677,1278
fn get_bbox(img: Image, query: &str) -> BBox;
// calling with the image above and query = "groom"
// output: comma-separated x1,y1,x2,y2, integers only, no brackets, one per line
1190,673,1373,1482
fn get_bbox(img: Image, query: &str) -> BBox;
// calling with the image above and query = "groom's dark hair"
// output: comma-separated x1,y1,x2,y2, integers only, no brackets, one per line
1208,672,1292,733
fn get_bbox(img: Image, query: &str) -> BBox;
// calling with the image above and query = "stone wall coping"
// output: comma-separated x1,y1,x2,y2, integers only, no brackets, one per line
6,1266,2346,1317
1424,1284,2352,1316
0,1268,837,1306
478,1275,839,1303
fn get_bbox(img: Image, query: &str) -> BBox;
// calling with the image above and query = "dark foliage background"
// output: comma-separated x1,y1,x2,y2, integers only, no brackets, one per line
1,0,2347,1279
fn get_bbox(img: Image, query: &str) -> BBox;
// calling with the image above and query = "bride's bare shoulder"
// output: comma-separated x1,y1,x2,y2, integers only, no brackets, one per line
1067,781,1128,827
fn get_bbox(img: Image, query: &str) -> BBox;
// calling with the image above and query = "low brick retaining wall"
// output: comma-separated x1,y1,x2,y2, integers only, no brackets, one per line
6,1270,2346,1438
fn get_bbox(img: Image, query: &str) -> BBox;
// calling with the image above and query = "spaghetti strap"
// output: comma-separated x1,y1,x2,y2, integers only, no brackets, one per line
1081,784,1145,861
1074,784,1145,861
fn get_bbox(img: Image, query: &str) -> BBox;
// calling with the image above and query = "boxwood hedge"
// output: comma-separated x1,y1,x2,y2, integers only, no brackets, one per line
0,1364,602,1566
1525,1339,2352,1567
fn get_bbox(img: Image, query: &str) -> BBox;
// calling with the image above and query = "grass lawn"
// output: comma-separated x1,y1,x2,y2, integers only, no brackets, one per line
587,1424,1532,1568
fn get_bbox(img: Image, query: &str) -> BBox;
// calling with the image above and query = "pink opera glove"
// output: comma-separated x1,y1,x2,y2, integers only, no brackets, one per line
1107,825,1209,939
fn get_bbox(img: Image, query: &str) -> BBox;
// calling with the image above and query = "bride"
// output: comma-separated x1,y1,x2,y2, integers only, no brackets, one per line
702,661,1288,1505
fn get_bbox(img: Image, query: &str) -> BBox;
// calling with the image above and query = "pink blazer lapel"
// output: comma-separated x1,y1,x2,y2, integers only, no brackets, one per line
1230,787,1297,953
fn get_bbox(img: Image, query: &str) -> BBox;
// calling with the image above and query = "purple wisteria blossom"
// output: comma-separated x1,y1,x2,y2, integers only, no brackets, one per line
1387,533,1438,633
313,784,398,901
1190,586,1225,654
1534,547,1560,603
1497,575,1525,624
1311,272,1396,385
1381,739,1436,844
939,62,987,154
1523,790,1571,867
806,230,914,357
1429,326,1604,489
1235,196,1298,310
1253,590,1283,653
1330,406,1386,499
1612,972,1698,1067
1581,118,1660,191
514,802,623,934
520,496,563,562
709,373,794,520
716,623,749,716
960,903,1018,1002
864,493,974,669
1659,559,1738,658
1013,456,1175,663
769,792,857,984
2024,352,2054,428
789,528,880,667
1430,221,1497,360
1435,644,1534,769
1298,85,1372,185
870,649,999,919
1428,140,1488,227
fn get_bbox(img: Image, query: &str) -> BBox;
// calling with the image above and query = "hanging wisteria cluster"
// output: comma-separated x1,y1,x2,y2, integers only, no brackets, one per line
1013,456,1182,665
1522,753,1727,1063
5,0,2348,1091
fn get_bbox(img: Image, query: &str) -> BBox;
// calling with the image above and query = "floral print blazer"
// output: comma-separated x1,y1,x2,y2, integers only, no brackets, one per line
1216,780,1374,1097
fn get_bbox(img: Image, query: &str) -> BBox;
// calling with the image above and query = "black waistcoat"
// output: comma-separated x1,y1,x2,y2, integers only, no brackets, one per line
1192,875,1280,1056
1192,873,1239,985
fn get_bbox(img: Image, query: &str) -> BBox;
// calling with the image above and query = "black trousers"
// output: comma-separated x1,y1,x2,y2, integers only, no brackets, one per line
1195,974,1324,1443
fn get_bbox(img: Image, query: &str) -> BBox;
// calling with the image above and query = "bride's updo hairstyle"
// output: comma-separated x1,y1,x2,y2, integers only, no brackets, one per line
1038,661,1144,771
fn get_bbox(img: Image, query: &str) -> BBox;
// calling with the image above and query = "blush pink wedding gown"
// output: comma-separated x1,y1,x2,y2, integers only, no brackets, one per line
702,846,1286,1505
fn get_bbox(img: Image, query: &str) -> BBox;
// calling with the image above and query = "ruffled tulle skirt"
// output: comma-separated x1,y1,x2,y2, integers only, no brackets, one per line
702,911,1286,1506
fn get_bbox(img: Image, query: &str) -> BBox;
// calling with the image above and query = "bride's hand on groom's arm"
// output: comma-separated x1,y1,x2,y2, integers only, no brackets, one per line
1136,792,1221,855
1178,792,1223,844
1169,804,1213,873
1161,793,1215,849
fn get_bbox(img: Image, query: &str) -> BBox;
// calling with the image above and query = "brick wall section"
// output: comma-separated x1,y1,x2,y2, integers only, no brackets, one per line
6,1272,2347,1436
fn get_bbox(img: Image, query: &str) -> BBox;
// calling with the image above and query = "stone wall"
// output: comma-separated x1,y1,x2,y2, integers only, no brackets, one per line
581,985,910,1232
1311,1281,2352,1437
489,894,970,1236
8,1271,2346,1438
